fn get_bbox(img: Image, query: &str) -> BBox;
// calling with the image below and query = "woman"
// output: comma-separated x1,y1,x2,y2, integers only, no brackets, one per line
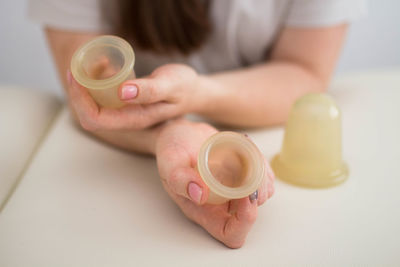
29,0,365,248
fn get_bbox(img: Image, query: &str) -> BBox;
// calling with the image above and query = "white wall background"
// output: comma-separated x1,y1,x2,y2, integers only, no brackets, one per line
0,0,399,97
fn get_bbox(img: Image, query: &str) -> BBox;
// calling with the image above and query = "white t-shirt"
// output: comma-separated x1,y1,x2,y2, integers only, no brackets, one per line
28,0,366,77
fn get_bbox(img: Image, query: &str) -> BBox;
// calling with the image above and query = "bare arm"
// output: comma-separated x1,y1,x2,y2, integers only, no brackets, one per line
46,25,348,135
45,28,98,90
193,25,348,127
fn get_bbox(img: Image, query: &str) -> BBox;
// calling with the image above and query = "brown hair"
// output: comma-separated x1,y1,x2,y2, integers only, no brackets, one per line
104,0,211,55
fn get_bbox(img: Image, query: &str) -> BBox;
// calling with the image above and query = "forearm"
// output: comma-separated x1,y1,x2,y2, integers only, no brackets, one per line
67,105,160,154
92,126,162,155
193,25,347,127
195,61,325,127
92,118,211,155
45,28,100,90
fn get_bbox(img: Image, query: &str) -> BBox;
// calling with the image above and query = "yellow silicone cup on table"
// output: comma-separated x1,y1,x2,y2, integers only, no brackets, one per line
197,132,265,204
71,35,135,108
271,93,348,188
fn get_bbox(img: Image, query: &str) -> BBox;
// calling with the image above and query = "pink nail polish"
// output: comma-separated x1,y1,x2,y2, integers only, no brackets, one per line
121,85,138,100
188,182,203,204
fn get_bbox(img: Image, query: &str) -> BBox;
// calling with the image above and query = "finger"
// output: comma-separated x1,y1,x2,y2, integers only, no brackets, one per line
66,70,101,129
265,160,275,199
256,178,267,206
119,77,170,104
167,167,209,205
223,197,258,248
256,158,274,206
90,56,118,79
242,134,273,206
95,101,177,130
119,63,194,104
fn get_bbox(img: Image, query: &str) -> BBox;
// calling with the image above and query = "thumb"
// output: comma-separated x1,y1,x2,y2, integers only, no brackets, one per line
168,167,209,205
119,77,169,104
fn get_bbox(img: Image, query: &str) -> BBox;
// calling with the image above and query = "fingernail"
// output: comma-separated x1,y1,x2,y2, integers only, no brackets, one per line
188,182,203,204
67,70,72,85
121,84,138,100
249,190,258,203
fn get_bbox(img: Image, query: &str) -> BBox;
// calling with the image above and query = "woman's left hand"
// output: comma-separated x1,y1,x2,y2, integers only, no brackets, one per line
155,119,275,248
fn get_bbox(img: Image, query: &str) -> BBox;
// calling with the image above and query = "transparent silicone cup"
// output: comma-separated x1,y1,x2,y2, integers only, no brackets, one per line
271,93,348,188
71,35,135,108
197,132,265,204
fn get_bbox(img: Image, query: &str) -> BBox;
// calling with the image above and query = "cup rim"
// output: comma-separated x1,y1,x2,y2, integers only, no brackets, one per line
71,35,135,90
197,131,265,199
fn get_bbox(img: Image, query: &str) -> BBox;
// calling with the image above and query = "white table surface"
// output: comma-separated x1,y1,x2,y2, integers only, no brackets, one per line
0,86,61,208
0,70,399,266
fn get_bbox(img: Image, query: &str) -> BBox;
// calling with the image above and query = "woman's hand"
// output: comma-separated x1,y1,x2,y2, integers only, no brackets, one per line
66,71,163,154
119,63,201,122
67,63,199,131
155,119,275,248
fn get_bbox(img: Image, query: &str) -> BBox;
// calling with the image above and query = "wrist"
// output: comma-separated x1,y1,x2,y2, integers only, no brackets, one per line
147,122,170,155
154,118,217,154
191,74,225,116
153,118,185,154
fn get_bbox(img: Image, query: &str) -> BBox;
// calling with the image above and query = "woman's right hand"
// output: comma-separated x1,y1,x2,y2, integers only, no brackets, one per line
66,70,162,154
66,69,177,132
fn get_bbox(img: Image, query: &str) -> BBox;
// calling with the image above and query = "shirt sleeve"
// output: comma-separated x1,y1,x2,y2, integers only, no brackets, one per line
27,0,111,32
285,0,367,27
